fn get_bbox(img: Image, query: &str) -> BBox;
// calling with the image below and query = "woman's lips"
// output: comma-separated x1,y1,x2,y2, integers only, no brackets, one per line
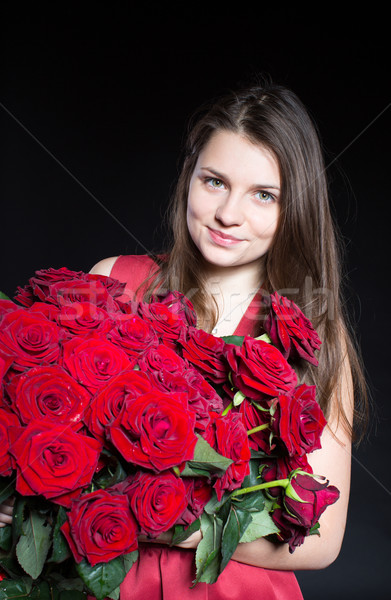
207,227,243,247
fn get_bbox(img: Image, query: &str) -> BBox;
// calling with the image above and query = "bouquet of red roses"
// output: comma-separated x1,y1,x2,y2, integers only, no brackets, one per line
0,267,339,600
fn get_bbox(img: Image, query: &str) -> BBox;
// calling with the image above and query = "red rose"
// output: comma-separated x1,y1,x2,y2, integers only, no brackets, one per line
108,313,159,362
182,368,223,413
0,407,20,476
205,411,251,501
269,470,339,553
177,477,213,526
239,399,273,453
0,354,13,395
179,327,229,384
137,343,187,374
61,489,138,566
272,384,327,456
45,279,119,313
182,369,225,431
137,301,186,348
283,472,340,531
32,266,87,287
84,369,152,444
57,302,114,336
264,292,321,366
61,334,131,394
0,299,19,320
269,508,308,553
226,337,297,401
86,273,126,299
107,390,197,472
123,470,188,537
5,365,91,429
0,308,64,372
151,369,195,395
151,290,197,328
260,454,313,498
151,368,220,433
29,267,88,296
13,285,36,307
29,302,61,321
14,267,87,307
10,420,102,507
271,472,340,553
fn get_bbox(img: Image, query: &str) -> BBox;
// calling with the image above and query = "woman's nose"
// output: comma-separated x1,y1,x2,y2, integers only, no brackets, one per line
215,193,244,227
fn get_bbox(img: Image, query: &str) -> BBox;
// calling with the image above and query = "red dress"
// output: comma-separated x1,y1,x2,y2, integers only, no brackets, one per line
110,255,304,600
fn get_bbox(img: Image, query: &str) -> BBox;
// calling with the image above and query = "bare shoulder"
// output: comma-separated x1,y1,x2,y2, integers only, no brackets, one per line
89,256,119,276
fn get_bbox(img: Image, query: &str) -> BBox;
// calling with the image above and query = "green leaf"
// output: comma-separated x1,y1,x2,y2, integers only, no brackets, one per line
194,547,220,585
171,518,200,546
0,525,12,552
0,553,27,579
232,488,265,513
93,456,128,490
0,577,33,599
15,510,52,579
58,592,85,600
220,506,252,573
122,550,139,574
239,507,280,543
49,575,85,592
0,292,11,301
28,580,53,599
221,335,244,346
0,477,15,505
108,587,120,600
241,458,263,489
48,506,70,564
12,496,27,544
203,490,231,516
185,435,233,476
76,556,126,600
179,464,214,478
194,512,223,585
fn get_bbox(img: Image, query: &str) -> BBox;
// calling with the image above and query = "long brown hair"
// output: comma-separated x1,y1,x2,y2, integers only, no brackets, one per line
147,76,368,441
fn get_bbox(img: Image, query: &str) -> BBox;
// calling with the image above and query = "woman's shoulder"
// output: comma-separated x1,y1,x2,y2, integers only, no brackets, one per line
89,254,163,280
89,254,164,302
89,256,119,276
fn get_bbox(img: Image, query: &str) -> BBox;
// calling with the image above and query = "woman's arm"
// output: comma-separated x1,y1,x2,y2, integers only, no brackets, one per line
174,352,354,571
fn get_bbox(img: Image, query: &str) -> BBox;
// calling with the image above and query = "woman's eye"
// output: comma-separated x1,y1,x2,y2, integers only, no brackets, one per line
256,191,274,203
206,177,225,189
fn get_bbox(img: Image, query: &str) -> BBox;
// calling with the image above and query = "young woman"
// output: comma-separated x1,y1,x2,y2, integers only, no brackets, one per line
86,78,368,599
0,78,367,598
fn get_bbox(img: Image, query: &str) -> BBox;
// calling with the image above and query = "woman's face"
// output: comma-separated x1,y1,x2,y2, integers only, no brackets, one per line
187,130,281,274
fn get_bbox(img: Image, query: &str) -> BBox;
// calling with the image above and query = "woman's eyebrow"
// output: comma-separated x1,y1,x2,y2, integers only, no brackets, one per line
200,166,280,191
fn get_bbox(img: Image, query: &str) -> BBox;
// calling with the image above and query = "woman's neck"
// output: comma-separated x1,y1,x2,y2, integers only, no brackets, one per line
202,260,263,297
201,260,263,336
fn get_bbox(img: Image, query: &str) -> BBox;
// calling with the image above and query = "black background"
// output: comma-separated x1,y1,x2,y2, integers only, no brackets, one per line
1,5,390,599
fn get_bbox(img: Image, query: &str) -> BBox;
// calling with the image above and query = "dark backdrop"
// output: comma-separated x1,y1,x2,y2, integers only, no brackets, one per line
1,6,390,599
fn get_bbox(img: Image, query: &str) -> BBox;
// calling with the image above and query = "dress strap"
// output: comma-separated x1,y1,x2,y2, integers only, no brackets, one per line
233,289,264,337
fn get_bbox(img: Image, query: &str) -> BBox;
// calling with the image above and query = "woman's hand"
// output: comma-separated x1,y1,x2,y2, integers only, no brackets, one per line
0,496,15,527
138,529,202,549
